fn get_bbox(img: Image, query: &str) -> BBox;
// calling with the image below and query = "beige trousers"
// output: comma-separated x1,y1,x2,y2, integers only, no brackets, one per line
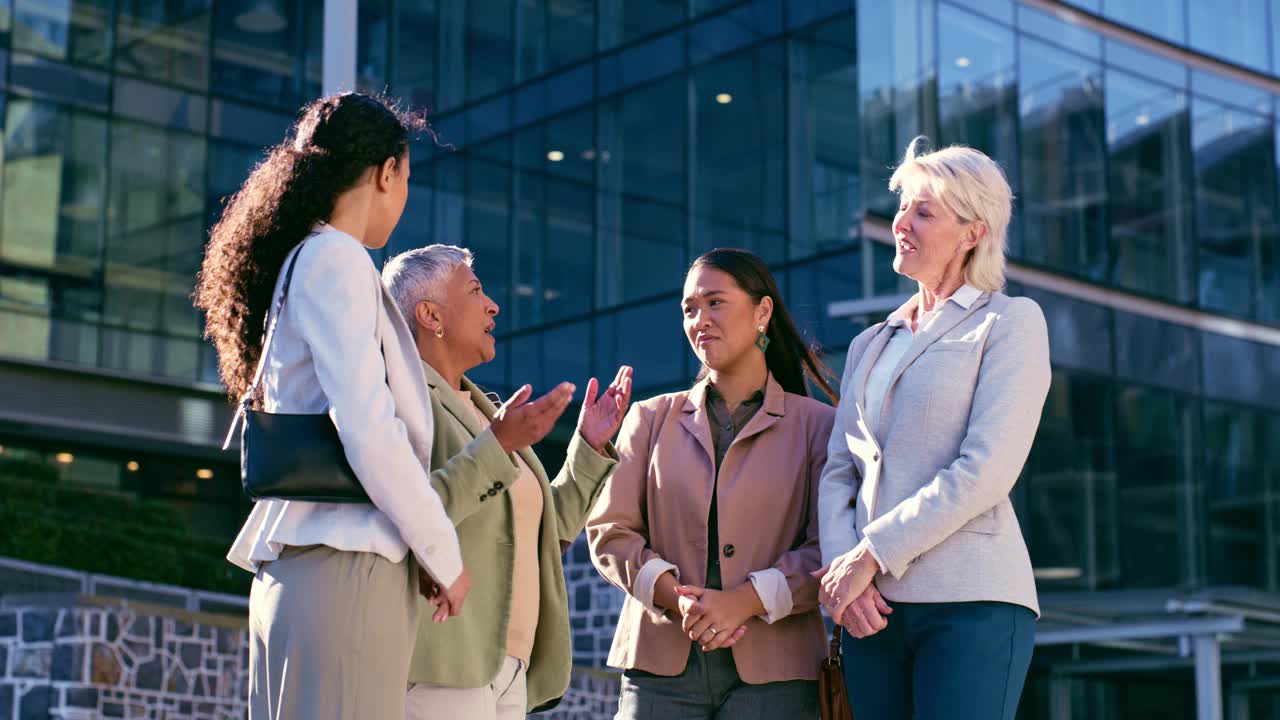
248,544,418,719
404,655,528,720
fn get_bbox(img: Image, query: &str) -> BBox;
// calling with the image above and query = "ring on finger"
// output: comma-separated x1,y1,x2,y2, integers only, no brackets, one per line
708,627,719,636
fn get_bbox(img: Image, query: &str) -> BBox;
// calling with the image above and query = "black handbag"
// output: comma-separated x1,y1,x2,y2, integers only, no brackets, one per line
220,238,373,503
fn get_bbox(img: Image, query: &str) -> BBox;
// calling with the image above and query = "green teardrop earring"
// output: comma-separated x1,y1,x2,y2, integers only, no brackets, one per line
755,324,770,353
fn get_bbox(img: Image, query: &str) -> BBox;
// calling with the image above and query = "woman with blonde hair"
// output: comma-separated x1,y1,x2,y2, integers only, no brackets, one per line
815,137,1050,720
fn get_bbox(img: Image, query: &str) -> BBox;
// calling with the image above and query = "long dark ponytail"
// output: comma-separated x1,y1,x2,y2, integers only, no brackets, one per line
194,92,426,400
690,248,839,403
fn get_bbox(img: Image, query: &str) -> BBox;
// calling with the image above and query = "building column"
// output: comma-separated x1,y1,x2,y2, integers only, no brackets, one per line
1194,634,1223,720
323,0,357,95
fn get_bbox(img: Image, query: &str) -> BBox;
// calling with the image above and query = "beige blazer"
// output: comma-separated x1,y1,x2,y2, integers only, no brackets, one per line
817,290,1050,615
587,374,834,683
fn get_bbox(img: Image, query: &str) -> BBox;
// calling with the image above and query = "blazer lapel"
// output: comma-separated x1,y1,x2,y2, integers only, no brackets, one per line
731,374,784,445
852,322,895,413
422,360,490,441
876,292,990,430
679,379,717,473
378,282,435,465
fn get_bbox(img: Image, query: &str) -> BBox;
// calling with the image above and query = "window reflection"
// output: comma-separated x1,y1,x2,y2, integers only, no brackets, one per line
597,0,684,51
691,41,786,262
395,0,437,109
212,0,302,108
517,0,594,83
1192,98,1278,320
14,0,111,66
1018,38,1107,279
1100,0,1184,44
788,13,858,260
1202,401,1268,588
1187,0,1270,73
114,0,212,90
1106,69,1195,303
937,5,1018,190
357,0,389,92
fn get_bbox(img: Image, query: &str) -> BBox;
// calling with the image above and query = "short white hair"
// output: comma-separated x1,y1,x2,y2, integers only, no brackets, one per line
381,244,473,335
889,137,1013,292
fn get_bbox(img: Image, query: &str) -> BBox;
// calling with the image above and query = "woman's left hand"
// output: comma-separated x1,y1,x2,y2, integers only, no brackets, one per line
813,544,879,624
577,365,634,454
677,584,759,651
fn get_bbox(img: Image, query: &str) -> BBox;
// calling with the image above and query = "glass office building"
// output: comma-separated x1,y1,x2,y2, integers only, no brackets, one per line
2,0,1280,716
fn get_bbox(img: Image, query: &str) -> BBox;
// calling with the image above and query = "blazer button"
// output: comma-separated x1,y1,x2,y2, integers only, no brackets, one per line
873,452,880,461
479,494,487,502
487,488,498,497
723,544,735,558
493,481,503,490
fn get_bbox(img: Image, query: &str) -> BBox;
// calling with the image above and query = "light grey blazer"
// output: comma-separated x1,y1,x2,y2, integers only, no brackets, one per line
227,227,464,588
818,290,1051,615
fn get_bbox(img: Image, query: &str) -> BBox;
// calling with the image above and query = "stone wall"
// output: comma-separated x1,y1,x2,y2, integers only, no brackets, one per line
0,538,627,719
0,597,248,719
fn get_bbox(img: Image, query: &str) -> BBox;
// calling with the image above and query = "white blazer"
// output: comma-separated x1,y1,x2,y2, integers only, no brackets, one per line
818,290,1051,615
227,227,464,587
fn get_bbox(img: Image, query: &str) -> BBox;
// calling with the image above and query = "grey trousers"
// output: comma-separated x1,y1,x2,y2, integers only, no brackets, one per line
248,544,419,719
615,644,818,720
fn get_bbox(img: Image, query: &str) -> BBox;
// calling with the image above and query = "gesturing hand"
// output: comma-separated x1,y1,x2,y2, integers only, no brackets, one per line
577,366,633,454
490,382,575,454
676,585,752,651
837,584,893,638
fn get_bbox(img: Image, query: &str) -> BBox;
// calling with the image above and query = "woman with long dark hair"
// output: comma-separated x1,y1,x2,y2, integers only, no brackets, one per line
194,92,469,719
587,248,838,719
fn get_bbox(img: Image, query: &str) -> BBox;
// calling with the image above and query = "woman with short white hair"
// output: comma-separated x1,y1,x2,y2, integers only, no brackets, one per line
814,137,1051,720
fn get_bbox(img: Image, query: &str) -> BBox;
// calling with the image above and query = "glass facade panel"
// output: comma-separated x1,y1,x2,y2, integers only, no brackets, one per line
1105,69,1195,303
211,0,304,109
13,0,110,66
936,5,1017,187
1202,401,1269,588
1187,0,1270,73
690,41,786,261
1192,97,1279,320
1018,38,1107,278
1101,0,1185,44
517,0,593,83
357,0,389,92
788,13,858,260
597,0,685,51
395,0,437,109
114,0,212,90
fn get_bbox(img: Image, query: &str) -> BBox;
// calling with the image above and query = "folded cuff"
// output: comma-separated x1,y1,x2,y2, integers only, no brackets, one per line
747,568,793,624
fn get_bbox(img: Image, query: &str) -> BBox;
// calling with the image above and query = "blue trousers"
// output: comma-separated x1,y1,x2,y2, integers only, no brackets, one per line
840,601,1035,720
615,643,818,720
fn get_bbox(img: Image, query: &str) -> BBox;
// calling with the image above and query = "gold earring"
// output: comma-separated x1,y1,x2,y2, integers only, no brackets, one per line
434,327,445,339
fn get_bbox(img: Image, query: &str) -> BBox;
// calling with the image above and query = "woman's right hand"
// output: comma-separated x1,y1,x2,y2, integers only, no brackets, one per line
422,566,472,623
490,382,575,454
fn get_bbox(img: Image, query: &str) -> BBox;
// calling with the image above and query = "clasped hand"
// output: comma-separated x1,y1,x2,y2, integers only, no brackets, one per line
674,584,755,651
812,547,893,638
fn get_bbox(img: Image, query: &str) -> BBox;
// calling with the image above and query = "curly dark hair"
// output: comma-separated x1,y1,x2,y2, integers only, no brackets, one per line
194,92,427,401
691,248,840,403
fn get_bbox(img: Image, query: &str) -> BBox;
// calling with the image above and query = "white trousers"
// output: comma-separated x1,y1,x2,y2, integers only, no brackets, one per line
405,655,527,720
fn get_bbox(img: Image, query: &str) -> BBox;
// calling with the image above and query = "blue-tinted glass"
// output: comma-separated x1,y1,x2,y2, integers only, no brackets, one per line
1018,38,1107,280
691,0,747,17
1105,69,1195,303
543,321,591,394
1188,0,1270,73
113,77,208,133
1268,115,1280,324
517,0,593,83
786,249,862,353
546,108,594,184
1104,40,1186,87
1192,98,1278,320
205,140,261,228
858,0,936,217
1113,311,1199,393
1101,0,1184,43
691,42,786,262
1016,4,1101,58
1275,0,1280,75
1115,384,1196,587
1,99,106,278
211,0,303,108
539,179,593,324
546,64,595,116
937,5,1018,186
469,338,510,397
465,155,512,316
511,169,545,330
302,0,322,98
1201,332,1280,411
1058,0,1099,10
1191,71,1271,114
689,0,783,65
1023,371,1118,590
115,0,213,90
1019,286,1112,376
947,0,1012,25
595,301,686,393
509,333,543,391
789,14,859,260
357,0,389,92
208,99,292,146
466,0,514,103
384,183,434,258
786,0,854,30
395,0,437,108
14,0,110,66
597,30,684,98
1202,402,1265,587
598,0,684,51
8,52,110,111
467,95,511,145
104,121,207,341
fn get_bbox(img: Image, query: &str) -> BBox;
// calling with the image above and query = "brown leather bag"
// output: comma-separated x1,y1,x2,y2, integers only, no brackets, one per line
819,627,853,720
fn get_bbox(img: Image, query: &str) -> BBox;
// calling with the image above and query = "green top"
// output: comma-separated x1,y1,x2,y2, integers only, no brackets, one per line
408,361,618,712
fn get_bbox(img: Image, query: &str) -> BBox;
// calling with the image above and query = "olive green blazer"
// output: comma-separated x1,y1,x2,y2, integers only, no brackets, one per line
407,361,617,712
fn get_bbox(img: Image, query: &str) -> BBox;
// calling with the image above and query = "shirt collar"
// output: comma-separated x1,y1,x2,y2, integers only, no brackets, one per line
886,283,982,328
705,382,765,407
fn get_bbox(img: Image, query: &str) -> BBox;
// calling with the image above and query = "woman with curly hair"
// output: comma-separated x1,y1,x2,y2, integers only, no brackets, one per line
194,92,468,719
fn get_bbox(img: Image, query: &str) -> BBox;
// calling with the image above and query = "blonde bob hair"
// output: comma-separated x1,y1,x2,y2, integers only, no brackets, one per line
889,137,1013,292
